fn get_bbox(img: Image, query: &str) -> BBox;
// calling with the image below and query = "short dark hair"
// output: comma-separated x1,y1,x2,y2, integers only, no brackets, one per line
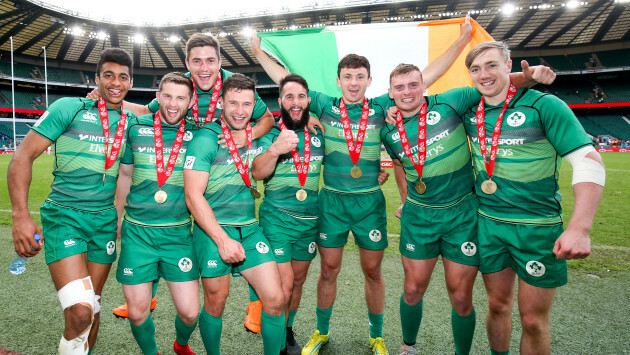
186,33,220,60
222,73,256,96
158,72,193,97
337,54,371,77
389,63,423,84
279,74,309,96
97,48,133,77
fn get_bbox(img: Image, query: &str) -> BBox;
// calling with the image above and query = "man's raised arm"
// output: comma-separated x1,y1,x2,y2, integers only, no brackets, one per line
250,35,291,85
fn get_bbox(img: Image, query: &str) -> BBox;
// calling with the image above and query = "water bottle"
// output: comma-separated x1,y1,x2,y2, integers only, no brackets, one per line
9,233,41,275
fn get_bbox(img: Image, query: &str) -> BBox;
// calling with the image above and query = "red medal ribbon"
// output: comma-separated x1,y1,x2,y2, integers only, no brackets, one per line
278,119,310,187
97,98,127,171
220,117,253,188
395,103,427,180
339,98,369,165
475,83,518,178
153,112,187,188
191,74,222,128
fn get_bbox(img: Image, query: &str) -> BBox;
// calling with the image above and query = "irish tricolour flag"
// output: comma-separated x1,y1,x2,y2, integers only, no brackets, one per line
259,17,493,98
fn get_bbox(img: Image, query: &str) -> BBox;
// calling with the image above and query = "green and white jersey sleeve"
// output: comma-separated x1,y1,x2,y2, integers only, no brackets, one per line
462,88,593,224
31,97,133,212
258,125,324,218
148,69,268,124
184,121,264,226
309,91,392,193
121,114,196,227
380,87,480,207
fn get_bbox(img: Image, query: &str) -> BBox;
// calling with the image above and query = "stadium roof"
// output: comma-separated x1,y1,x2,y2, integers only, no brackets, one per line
1,0,629,71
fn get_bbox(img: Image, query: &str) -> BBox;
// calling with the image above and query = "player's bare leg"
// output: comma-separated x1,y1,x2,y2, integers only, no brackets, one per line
168,280,200,354
517,280,556,355
483,268,516,353
316,246,344,310
87,260,113,348
444,258,478,355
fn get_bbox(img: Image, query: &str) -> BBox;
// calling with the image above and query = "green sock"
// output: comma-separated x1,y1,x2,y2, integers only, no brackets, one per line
129,316,158,355
315,306,333,336
199,309,222,355
400,294,423,345
249,284,260,302
452,307,476,355
261,309,286,355
368,311,384,338
175,314,198,346
152,279,159,298
490,349,509,355
287,310,297,328
88,349,93,355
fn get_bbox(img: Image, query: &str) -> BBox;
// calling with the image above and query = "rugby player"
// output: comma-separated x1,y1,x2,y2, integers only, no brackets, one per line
116,72,199,355
251,74,324,355
461,41,604,355
8,48,134,354
184,74,286,355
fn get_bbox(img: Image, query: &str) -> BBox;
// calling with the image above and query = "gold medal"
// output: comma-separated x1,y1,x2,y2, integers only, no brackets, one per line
296,189,307,201
154,190,168,204
350,166,362,178
481,179,498,195
250,187,261,199
415,180,426,195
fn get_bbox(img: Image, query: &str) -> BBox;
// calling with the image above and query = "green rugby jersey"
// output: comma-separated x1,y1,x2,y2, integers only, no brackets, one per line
148,69,268,125
184,121,264,226
121,114,196,227
258,125,324,218
462,88,592,224
381,87,481,207
309,91,393,193
31,97,134,212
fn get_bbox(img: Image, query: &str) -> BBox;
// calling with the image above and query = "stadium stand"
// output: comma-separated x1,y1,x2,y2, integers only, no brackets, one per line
541,55,574,71
45,67,84,84
596,49,630,68
133,74,155,88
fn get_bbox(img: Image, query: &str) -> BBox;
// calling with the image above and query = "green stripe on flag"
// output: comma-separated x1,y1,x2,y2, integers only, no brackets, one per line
260,29,342,97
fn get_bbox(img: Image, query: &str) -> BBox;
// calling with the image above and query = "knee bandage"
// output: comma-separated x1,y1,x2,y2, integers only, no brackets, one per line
564,146,606,186
93,295,101,316
57,277,95,355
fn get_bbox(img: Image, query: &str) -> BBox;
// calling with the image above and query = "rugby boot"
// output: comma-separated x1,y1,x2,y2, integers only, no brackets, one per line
301,330,329,355
399,343,417,355
244,300,262,333
286,327,301,355
173,340,196,355
113,295,158,318
370,337,389,355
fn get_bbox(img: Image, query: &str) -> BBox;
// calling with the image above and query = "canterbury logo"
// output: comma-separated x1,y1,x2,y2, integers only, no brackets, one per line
63,239,76,247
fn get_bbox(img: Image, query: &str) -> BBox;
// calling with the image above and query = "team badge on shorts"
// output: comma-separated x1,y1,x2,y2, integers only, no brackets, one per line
178,257,193,272
526,260,546,277
106,241,116,255
460,241,477,257
308,242,316,254
256,242,270,254
369,229,382,242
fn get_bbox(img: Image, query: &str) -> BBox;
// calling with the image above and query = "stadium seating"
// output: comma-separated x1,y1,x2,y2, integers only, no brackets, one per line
596,49,630,68
541,55,574,71
133,74,156,88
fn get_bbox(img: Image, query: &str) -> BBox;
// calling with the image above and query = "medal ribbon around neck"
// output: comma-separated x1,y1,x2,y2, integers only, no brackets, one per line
191,74,222,128
97,97,127,171
339,97,369,165
220,117,254,188
278,119,311,188
475,83,517,179
396,103,428,182
153,111,187,188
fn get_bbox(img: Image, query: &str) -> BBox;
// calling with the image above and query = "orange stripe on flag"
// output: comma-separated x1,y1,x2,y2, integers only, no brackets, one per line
421,17,494,95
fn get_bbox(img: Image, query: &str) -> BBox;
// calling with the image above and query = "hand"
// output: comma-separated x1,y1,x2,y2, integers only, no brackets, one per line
250,33,261,54
217,238,246,264
12,215,43,258
461,14,472,39
86,88,101,101
385,106,399,125
218,129,248,149
377,168,389,185
307,115,324,135
522,60,556,86
553,228,591,260
270,129,299,156
395,205,403,219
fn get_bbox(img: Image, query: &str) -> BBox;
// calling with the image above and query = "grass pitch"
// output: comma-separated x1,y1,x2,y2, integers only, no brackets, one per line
0,153,629,354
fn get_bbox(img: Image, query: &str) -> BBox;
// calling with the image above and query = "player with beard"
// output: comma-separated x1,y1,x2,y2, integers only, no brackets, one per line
251,74,325,355
116,72,199,355
8,48,134,354
184,74,286,355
